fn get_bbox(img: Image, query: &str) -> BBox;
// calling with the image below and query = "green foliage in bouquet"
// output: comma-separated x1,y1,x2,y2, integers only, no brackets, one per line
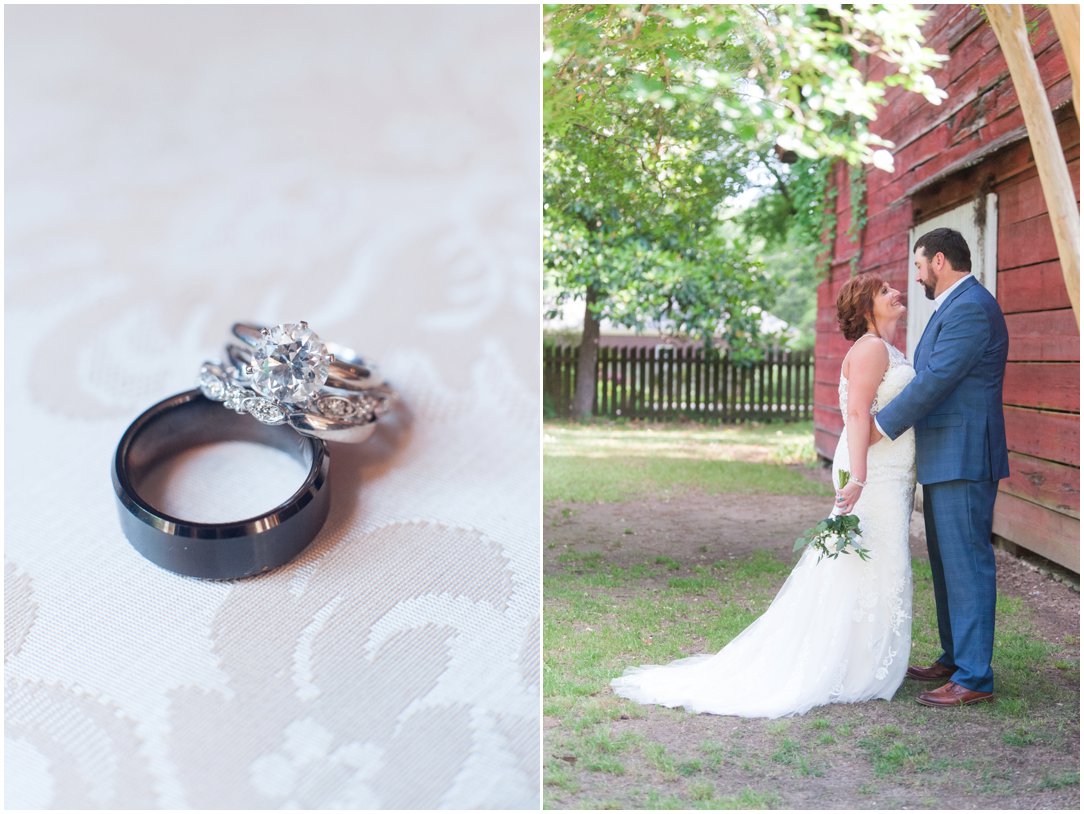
793,469,871,562
793,513,870,562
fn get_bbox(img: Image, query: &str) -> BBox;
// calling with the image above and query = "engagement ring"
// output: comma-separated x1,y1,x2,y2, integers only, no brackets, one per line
230,321,386,391
199,321,397,444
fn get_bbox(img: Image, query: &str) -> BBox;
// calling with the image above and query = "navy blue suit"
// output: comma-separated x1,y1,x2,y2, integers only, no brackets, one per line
876,275,1009,693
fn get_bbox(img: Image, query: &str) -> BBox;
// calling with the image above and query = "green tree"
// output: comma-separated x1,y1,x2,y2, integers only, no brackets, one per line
545,3,946,419
736,155,840,350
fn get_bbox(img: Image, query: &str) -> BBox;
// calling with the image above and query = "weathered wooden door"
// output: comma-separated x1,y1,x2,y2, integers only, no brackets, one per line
906,195,999,360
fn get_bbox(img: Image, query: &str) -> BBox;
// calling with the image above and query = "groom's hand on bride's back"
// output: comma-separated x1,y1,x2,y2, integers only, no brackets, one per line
869,424,883,445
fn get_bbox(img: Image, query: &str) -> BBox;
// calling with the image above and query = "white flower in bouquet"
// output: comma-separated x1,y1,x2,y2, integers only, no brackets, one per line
792,470,871,563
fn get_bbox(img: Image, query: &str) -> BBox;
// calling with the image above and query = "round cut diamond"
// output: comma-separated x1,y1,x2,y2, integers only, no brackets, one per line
251,322,331,405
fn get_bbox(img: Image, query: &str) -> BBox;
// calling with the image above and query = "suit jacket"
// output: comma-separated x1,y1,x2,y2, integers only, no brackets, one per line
876,275,1010,485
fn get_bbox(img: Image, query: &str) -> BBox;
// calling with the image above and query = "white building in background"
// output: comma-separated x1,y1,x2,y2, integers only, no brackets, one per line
543,296,799,351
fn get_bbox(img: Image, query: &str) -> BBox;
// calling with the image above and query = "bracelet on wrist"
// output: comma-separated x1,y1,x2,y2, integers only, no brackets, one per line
851,478,866,487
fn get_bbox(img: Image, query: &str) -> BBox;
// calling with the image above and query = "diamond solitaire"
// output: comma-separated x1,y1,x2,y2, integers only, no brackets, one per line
199,320,398,443
250,322,333,405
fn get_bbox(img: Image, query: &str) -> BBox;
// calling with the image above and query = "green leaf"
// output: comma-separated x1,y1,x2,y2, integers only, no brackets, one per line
545,3,947,362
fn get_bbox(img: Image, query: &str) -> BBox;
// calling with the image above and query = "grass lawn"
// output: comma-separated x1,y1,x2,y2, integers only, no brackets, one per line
543,420,1080,810
544,420,827,503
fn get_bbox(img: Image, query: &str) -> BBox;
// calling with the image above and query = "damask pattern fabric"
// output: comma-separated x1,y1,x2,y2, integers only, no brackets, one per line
5,6,540,809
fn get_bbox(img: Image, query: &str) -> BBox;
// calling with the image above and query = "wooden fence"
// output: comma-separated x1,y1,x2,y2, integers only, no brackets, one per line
543,345,814,422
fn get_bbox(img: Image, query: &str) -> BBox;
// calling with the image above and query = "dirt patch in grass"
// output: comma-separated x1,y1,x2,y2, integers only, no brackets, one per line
995,552,1080,658
544,490,1079,810
561,697,1078,809
545,476,930,578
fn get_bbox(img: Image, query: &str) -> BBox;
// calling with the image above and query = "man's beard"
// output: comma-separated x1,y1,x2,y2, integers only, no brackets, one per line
921,271,937,300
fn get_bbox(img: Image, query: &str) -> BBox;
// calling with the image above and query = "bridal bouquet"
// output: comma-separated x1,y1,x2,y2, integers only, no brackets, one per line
792,470,871,563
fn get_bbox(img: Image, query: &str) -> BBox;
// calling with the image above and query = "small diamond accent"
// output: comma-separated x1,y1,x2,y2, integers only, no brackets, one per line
246,397,287,425
354,395,381,420
317,396,356,418
224,387,248,413
198,365,227,401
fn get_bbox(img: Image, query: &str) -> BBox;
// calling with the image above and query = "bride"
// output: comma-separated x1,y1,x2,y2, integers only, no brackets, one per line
611,275,916,718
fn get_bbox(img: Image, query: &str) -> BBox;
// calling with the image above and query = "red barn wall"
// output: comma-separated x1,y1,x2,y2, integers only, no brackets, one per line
814,4,1080,572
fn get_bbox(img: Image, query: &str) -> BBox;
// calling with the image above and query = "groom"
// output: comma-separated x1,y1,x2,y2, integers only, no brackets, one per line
872,227,1009,707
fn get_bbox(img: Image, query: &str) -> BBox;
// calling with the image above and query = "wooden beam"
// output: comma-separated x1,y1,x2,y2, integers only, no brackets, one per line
985,4,1081,327
1048,4,1080,118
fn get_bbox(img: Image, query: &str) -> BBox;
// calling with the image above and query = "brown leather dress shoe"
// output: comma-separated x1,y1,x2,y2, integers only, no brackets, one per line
916,681,994,707
906,661,955,682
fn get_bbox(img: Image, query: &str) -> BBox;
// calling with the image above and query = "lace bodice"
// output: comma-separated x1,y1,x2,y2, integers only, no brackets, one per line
838,337,914,420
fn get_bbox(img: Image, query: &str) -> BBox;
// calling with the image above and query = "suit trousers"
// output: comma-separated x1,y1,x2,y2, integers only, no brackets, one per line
922,479,999,693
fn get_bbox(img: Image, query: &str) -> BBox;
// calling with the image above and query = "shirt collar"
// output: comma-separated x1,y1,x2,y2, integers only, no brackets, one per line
932,274,971,311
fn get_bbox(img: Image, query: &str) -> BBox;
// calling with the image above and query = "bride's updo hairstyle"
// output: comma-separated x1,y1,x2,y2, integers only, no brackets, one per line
836,273,885,341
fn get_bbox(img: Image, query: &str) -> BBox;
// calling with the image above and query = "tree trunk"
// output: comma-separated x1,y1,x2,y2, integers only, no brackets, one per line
985,3,1081,326
572,285,601,420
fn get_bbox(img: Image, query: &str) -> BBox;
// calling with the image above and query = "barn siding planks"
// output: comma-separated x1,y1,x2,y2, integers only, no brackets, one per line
814,4,1080,571
1003,452,1079,518
1004,310,1079,360
993,492,1080,572
1003,362,1079,412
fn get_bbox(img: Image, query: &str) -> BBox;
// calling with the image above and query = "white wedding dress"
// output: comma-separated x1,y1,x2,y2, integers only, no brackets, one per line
611,339,916,717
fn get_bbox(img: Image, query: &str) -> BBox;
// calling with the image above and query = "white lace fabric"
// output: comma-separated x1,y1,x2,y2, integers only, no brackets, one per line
612,339,916,717
5,6,539,809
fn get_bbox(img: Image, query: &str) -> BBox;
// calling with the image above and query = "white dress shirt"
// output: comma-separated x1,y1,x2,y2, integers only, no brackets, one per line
931,273,972,311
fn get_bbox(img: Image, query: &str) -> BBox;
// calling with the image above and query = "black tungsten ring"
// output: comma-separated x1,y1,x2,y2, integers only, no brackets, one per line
112,389,331,579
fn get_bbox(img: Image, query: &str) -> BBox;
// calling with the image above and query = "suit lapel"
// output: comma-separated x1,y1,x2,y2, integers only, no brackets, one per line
914,309,940,368
913,311,939,367
913,276,978,369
